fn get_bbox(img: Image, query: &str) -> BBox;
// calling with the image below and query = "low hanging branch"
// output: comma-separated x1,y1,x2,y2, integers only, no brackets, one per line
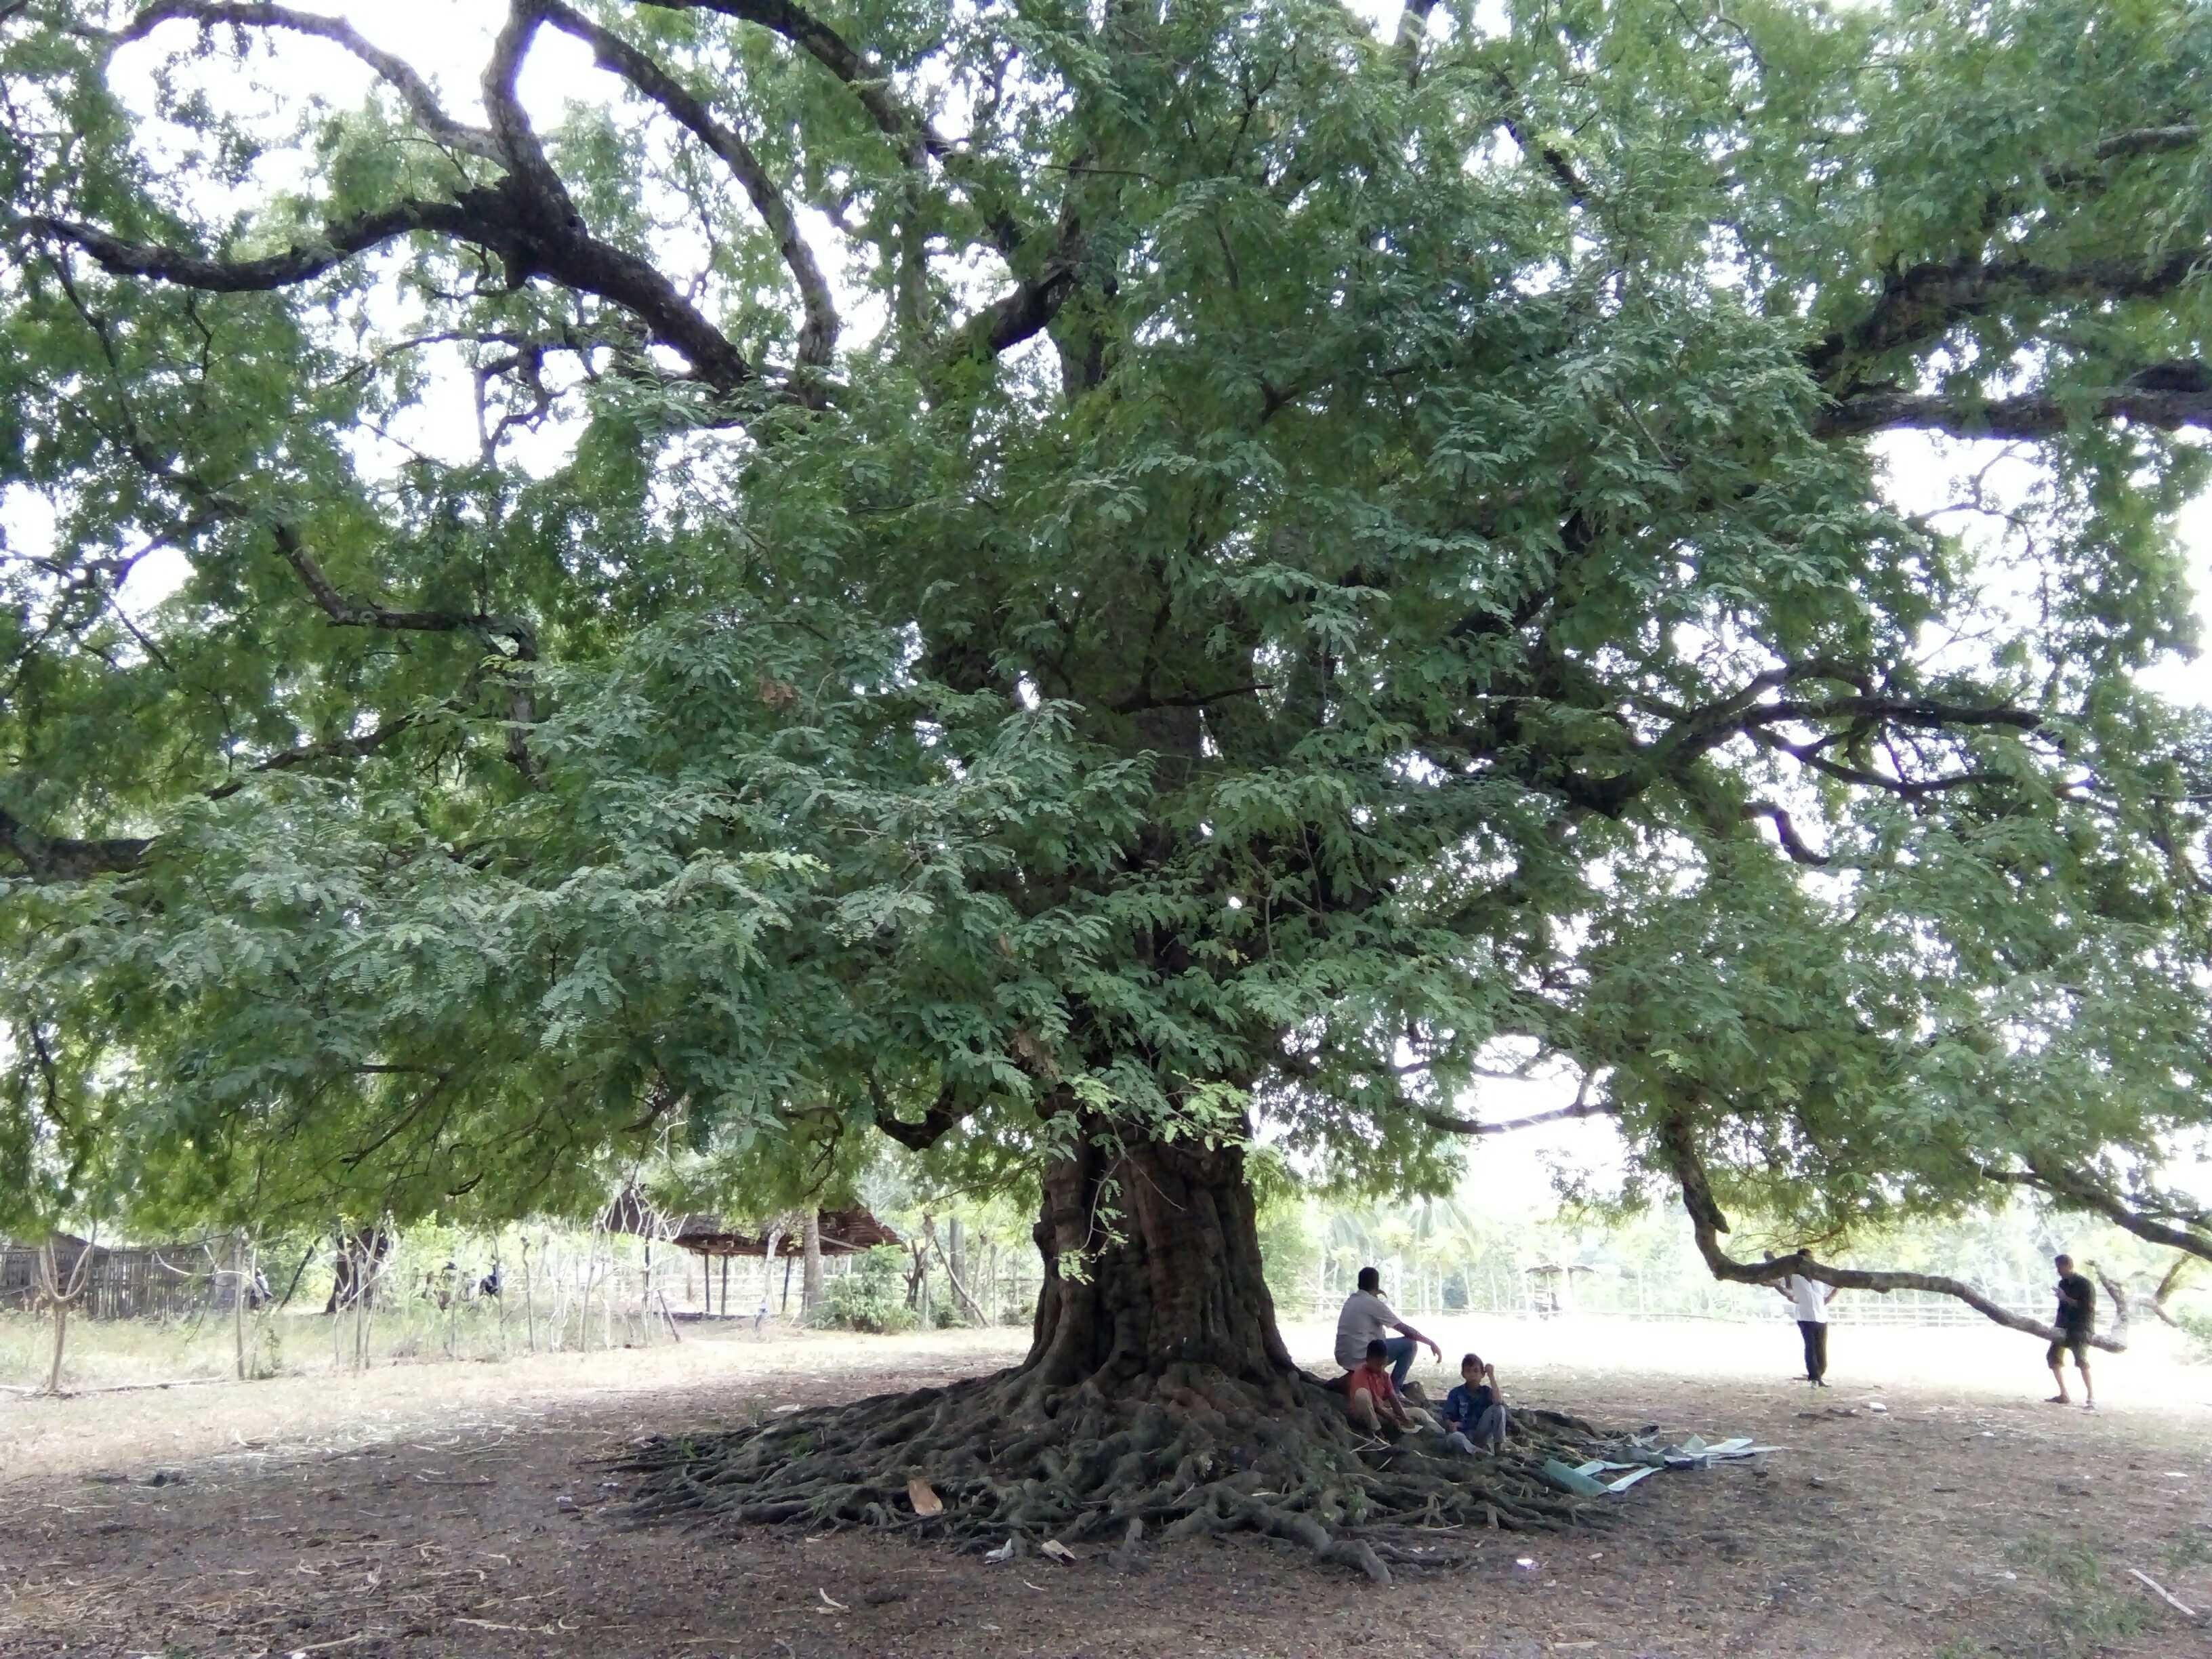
1656,1115,2125,1353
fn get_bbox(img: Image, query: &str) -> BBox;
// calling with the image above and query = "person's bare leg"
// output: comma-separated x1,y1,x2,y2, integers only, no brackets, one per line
2079,1355,2094,1410
2048,1355,2071,1404
1348,1387,1381,1433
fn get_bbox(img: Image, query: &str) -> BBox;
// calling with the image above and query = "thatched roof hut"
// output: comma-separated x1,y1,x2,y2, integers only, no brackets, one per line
593,1187,901,1258
670,1208,901,1259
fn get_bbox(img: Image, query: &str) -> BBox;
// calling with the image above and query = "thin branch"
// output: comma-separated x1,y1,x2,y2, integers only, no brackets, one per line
206,714,416,800
115,0,500,160
640,0,943,164
271,525,537,659
1742,800,1830,865
541,0,838,367
1417,1095,1621,1136
1109,681,1271,716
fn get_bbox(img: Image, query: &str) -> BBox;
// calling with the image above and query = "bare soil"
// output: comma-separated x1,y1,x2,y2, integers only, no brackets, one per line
4,1317,2209,1659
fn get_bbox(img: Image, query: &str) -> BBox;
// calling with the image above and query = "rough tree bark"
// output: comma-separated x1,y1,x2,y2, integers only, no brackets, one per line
622,1118,1614,1578
800,1210,823,1317
1021,1122,1296,1392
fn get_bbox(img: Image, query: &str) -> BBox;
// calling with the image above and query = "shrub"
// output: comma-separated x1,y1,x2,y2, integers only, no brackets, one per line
813,1248,917,1334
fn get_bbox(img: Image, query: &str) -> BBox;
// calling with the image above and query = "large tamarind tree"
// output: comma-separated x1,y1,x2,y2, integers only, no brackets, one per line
6,0,2212,1568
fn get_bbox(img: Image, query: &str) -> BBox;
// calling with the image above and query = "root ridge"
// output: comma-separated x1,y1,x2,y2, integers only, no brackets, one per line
612,1366,1626,1580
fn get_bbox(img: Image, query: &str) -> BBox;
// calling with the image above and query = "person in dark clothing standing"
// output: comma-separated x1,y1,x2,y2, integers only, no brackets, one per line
2046,1253,2096,1412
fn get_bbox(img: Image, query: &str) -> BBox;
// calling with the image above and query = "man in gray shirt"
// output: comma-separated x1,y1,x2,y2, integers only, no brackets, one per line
1334,1266,1442,1389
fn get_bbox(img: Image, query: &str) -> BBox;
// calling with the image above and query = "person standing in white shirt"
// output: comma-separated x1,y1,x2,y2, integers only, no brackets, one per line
1776,1270,1836,1385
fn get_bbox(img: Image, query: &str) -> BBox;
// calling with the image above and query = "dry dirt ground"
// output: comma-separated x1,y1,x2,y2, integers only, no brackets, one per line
5,1316,2210,1659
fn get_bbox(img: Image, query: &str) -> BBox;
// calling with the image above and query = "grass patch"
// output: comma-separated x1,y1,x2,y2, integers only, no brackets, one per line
2006,1534,2154,1652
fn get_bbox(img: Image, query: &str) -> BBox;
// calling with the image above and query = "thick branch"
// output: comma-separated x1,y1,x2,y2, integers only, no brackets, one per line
1809,245,2202,390
869,1077,979,1151
35,173,756,392
26,201,460,293
1818,377,2212,441
0,804,151,882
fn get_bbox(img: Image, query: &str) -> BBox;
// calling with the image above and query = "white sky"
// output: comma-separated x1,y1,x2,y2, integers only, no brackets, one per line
26,1,2212,1211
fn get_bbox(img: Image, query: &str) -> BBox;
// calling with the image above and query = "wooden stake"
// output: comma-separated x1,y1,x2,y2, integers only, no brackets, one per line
2128,1568,2199,1620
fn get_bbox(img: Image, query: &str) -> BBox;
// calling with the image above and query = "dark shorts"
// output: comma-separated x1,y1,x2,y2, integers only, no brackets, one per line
2047,1330,2091,1368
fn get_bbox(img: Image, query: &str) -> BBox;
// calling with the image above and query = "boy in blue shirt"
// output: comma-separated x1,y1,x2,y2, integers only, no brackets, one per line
1441,1351,1510,1453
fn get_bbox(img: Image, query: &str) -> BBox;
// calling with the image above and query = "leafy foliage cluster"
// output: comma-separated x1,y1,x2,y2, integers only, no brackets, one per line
0,0,2209,1315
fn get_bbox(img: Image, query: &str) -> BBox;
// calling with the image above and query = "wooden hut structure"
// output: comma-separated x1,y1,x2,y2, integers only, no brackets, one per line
591,1185,902,1316
0,1233,232,1322
671,1209,902,1316
1521,1260,1597,1318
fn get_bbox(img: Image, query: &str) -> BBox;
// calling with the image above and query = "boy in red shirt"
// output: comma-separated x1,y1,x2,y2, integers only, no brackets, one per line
1344,1338,1439,1436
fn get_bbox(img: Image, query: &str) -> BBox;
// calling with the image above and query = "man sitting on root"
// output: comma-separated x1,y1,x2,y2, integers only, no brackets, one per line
1343,1338,1441,1437
1440,1351,1511,1454
1333,1265,1443,1395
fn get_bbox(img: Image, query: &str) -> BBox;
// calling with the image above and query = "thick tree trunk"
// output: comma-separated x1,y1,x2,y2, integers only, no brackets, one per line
1021,1114,1298,1398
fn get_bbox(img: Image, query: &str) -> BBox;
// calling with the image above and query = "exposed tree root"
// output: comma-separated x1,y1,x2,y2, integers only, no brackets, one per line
613,1365,1622,1582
